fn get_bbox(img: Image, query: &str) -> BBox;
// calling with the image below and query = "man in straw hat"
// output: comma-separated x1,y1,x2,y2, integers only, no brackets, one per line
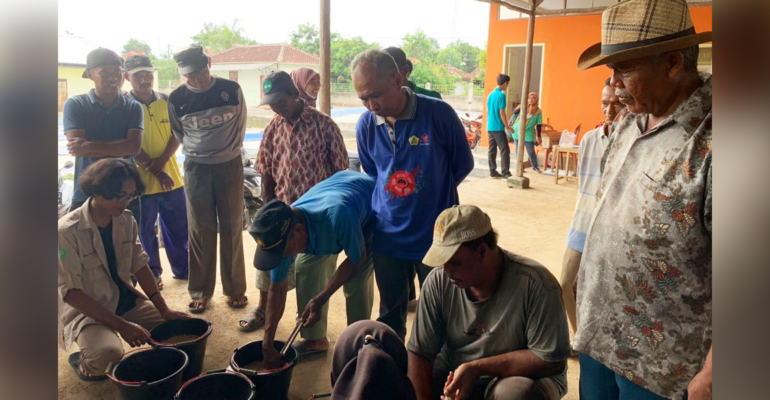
574,1,712,399
408,205,570,400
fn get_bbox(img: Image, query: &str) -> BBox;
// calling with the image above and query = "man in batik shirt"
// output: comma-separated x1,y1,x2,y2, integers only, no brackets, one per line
574,1,712,399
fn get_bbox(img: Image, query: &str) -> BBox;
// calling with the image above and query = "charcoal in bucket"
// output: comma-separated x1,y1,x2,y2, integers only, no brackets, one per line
175,370,254,400
231,340,298,400
150,318,212,381
109,347,188,400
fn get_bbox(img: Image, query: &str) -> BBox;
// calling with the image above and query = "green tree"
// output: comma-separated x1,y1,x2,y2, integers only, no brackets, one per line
290,23,320,55
191,19,257,54
152,54,180,87
401,29,439,64
331,35,377,83
437,40,481,73
476,46,487,83
121,38,152,57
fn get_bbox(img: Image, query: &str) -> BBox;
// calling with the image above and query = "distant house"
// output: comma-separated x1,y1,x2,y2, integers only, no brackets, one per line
210,43,320,107
58,34,158,112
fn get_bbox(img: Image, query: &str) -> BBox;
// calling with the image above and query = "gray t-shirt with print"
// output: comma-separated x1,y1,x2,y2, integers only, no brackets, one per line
407,250,571,397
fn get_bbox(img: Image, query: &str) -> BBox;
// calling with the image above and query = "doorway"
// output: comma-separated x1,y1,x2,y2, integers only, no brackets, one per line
502,44,544,121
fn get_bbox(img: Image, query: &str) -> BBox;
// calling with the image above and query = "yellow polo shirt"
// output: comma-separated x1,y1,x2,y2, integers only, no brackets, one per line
127,92,184,195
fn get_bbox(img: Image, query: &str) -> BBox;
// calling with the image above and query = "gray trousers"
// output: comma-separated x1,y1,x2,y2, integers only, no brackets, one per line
184,156,246,300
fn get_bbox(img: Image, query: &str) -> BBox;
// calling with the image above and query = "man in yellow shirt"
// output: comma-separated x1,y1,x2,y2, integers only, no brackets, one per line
124,52,189,289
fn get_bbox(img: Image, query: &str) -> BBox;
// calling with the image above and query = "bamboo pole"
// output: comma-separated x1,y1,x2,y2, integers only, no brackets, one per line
319,0,331,115
515,3,536,177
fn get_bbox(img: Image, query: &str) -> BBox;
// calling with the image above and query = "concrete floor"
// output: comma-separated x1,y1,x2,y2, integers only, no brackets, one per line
56,171,582,399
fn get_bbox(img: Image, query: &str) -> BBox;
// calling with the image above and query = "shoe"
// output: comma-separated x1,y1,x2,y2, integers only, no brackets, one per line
502,173,512,179
533,167,543,174
489,172,503,179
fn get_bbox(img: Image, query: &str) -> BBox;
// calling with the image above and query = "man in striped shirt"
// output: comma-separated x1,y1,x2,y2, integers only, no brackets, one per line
560,78,625,344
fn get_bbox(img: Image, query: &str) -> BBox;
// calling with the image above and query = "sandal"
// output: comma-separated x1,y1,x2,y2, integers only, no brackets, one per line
238,308,266,332
226,295,248,309
68,352,107,382
155,276,163,291
293,339,329,362
188,299,207,314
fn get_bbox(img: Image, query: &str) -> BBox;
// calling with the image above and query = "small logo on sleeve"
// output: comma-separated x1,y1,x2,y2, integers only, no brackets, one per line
221,91,230,101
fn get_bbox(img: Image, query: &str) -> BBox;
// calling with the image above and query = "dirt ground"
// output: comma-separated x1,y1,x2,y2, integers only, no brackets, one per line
56,172,582,400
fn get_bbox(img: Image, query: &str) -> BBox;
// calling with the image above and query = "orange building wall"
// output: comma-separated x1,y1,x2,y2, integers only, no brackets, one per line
481,5,712,147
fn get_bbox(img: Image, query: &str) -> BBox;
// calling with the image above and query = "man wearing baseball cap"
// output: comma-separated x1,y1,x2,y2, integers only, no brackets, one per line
124,52,189,290
63,47,143,218
407,205,570,400
247,69,348,359
573,1,712,399
247,171,375,368
167,43,249,313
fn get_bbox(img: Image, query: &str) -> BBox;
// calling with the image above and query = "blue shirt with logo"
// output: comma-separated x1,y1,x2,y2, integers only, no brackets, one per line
270,171,376,282
62,90,144,202
486,87,507,131
356,93,474,260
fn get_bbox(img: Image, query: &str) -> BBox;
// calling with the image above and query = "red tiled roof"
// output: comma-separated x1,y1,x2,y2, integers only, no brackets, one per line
210,43,319,65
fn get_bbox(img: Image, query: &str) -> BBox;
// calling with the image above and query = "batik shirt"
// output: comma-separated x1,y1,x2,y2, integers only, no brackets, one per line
575,74,712,399
255,101,349,204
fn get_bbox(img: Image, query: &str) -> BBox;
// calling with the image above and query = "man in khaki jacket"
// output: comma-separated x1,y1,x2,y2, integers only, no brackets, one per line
58,158,188,381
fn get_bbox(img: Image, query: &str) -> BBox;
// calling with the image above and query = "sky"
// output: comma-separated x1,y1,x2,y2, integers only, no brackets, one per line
58,0,491,56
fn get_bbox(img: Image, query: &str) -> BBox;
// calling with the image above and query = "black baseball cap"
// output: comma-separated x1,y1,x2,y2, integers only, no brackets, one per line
249,199,294,271
82,48,123,78
258,71,298,106
173,44,209,75
383,47,408,70
124,52,156,75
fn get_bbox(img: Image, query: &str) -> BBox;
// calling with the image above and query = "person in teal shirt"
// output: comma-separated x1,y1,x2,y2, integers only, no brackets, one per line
486,74,514,178
510,92,543,173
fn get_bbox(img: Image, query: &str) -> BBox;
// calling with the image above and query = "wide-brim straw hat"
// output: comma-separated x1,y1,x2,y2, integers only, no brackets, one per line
577,0,712,70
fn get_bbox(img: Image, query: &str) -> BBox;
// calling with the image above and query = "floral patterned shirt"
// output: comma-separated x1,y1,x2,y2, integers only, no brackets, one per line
575,74,712,399
255,102,349,204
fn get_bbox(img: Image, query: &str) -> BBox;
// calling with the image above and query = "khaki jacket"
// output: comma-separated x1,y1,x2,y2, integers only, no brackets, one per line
57,198,149,350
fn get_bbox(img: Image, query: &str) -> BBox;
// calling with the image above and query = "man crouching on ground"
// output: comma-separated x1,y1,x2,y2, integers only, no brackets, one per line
408,205,571,400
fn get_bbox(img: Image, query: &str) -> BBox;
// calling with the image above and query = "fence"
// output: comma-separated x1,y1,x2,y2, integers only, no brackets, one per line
330,82,484,96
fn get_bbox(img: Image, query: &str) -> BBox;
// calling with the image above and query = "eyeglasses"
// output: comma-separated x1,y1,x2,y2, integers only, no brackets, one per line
184,66,209,79
111,192,140,203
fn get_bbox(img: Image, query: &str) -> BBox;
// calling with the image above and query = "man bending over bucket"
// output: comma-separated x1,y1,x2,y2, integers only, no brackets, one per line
58,159,189,382
247,170,375,368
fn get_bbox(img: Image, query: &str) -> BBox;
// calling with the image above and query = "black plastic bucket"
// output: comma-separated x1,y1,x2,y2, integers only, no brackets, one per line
175,369,255,400
149,318,213,381
107,347,188,400
229,340,298,400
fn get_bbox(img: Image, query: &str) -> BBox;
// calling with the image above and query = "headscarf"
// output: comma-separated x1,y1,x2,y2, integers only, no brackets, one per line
330,320,416,400
290,67,320,108
527,92,541,118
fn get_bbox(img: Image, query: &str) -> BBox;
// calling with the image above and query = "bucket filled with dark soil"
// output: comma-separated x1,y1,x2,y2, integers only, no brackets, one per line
107,347,188,400
229,340,298,400
150,318,212,381
174,369,254,400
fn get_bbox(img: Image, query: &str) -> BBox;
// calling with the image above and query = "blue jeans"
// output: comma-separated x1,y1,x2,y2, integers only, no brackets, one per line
514,139,539,170
139,187,189,278
579,353,689,400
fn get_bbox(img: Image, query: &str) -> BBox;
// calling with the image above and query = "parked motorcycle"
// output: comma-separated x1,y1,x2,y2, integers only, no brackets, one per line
460,113,483,149
58,161,74,219
242,148,263,230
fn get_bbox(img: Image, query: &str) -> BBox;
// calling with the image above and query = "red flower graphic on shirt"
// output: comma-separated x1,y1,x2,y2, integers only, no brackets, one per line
385,165,423,200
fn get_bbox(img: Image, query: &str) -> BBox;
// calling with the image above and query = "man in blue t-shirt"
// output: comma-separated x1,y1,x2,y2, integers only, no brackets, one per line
351,49,474,339
486,74,514,179
249,171,376,367
63,48,144,217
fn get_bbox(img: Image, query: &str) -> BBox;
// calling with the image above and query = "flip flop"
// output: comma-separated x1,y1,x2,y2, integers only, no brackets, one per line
292,339,329,362
188,299,207,314
68,352,107,382
226,295,248,309
238,308,266,332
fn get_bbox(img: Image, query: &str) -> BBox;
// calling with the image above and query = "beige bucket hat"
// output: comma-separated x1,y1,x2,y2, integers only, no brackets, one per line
577,0,712,70
422,205,493,268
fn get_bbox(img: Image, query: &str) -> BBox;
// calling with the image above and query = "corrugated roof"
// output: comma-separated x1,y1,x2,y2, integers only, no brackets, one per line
58,34,100,66
482,0,711,16
210,43,320,65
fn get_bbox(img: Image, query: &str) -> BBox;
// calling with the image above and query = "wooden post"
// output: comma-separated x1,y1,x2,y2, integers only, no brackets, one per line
319,0,332,115
515,4,537,177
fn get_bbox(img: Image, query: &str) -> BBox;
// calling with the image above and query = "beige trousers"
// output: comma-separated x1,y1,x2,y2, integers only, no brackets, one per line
185,157,246,300
559,247,582,335
75,299,165,375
